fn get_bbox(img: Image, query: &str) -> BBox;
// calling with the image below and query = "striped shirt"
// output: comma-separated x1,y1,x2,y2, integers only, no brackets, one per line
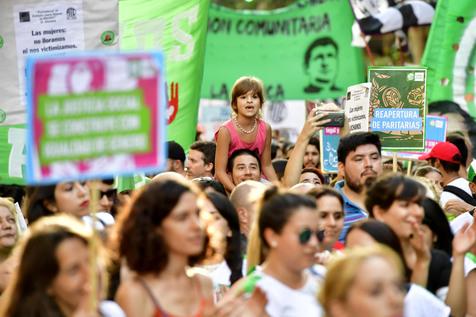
334,181,368,242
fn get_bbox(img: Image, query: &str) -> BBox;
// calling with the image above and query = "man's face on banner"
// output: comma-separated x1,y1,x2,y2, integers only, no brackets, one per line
306,44,338,87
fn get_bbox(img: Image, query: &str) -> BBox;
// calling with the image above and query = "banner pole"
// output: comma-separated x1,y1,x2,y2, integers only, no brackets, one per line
393,152,398,173
88,180,99,313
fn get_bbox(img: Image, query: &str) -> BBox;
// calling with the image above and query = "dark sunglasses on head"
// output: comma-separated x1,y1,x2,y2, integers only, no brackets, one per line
298,228,325,245
100,189,116,200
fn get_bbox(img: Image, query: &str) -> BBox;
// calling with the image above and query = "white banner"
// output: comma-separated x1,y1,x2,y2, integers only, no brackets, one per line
0,0,119,125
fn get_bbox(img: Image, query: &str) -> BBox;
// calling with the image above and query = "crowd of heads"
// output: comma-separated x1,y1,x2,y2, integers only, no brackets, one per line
0,74,475,316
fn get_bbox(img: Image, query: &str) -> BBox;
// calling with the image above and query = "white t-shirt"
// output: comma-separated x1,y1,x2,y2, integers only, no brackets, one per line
440,177,472,208
82,212,115,230
464,254,476,277
404,284,451,317
450,211,474,234
100,300,126,317
255,270,323,317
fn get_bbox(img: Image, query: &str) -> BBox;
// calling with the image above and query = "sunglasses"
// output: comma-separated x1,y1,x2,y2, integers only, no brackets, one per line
298,228,325,245
99,189,116,200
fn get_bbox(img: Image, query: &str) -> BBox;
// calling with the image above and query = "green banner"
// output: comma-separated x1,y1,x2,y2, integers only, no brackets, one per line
368,67,427,151
0,124,26,185
201,1,364,101
422,0,476,115
119,0,210,151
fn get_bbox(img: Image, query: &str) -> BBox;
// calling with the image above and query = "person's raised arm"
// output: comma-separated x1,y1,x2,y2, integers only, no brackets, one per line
215,127,236,193
283,111,329,188
261,124,279,183
445,222,475,317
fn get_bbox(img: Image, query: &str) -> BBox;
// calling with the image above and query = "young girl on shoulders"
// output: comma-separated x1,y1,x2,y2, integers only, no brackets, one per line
215,76,278,192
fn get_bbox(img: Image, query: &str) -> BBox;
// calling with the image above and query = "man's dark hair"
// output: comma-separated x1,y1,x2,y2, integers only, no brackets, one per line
227,149,261,173
439,159,461,173
166,140,185,164
446,133,468,167
430,100,476,157
304,36,338,69
272,158,288,181
337,132,381,163
308,137,320,152
190,141,216,175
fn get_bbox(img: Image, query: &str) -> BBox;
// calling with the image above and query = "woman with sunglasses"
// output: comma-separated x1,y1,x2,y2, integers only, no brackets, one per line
244,186,323,316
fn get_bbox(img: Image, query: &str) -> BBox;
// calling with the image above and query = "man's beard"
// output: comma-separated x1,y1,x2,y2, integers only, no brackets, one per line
345,174,377,194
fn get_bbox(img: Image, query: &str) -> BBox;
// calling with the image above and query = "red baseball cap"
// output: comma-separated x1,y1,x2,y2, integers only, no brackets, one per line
418,142,462,164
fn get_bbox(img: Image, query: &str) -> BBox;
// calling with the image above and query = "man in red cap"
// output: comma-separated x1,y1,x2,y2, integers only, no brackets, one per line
419,141,475,214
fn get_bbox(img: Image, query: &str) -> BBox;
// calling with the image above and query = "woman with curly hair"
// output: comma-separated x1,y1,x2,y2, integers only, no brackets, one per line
115,179,215,317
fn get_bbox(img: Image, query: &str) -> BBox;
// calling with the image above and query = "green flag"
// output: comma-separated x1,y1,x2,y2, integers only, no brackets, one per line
0,124,26,185
119,0,210,151
422,0,476,115
201,2,364,101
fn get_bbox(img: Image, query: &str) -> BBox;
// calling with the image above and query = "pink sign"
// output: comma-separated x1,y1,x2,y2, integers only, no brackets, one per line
26,52,166,184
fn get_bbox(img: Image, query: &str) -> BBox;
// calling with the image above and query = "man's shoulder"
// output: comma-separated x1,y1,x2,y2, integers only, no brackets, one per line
334,181,365,212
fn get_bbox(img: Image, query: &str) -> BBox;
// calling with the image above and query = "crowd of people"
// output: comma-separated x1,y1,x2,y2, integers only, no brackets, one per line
0,76,475,317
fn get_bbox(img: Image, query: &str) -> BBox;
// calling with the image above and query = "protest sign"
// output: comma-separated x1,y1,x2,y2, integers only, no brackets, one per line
202,1,364,102
198,99,232,141
120,0,210,151
345,83,371,133
25,51,166,184
264,100,306,143
382,115,447,160
320,127,340,173
0,124,26,185
368,67,427,151
0,0,119,125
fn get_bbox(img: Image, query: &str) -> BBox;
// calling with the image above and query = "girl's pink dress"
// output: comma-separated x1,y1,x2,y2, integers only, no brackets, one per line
215,118,267,158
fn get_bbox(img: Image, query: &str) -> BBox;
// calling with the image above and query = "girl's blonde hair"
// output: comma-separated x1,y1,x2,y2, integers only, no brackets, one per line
0,197,21,241
230,76,265,115
318,245,404,316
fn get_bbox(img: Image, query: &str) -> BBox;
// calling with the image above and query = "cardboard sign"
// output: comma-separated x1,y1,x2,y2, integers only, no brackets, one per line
368,67,427,151
320,127,340,173
0,0,119,125
26,51,166,184
345,83,371,133
383,115,447,160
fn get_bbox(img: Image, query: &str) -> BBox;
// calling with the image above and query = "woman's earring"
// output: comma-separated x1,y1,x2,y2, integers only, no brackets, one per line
270,241,278,248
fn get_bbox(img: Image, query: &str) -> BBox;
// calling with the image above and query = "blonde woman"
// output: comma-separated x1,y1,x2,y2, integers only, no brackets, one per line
319,245,405,317
0,197,21,294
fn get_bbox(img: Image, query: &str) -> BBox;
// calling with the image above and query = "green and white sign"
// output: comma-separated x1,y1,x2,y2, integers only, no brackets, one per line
0,124,26,185
368,67,427,151
201,1,365,102
120,0,210,151
422,0,476,115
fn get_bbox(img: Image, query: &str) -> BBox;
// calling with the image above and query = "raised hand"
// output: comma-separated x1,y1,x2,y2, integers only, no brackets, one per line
453,222,476,256
409,222,430,261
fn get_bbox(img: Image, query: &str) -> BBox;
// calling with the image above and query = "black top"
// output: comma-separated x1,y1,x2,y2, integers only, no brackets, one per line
427,249,452,294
